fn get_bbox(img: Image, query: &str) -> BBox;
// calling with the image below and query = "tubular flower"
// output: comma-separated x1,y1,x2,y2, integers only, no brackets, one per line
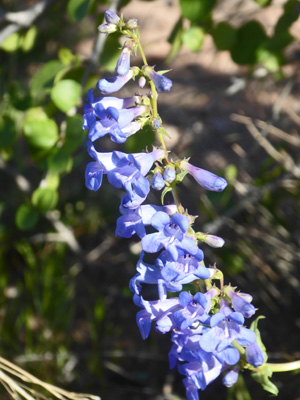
181,160,227,192
97,69,134,94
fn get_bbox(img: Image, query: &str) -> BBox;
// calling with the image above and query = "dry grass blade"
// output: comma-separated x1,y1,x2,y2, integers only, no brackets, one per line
0,357,100,400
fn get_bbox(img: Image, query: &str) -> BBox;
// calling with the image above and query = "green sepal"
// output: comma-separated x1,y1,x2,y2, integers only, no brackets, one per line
175,170,188,184
251,365,279,396
161,186,173,204
157,127,171,139
250,316,268,363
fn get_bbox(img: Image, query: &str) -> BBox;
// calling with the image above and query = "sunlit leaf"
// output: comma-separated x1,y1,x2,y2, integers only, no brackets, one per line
23,109,59,149
22,25,38,52
182,26,205,52
32,187,58,213
50,79,81,112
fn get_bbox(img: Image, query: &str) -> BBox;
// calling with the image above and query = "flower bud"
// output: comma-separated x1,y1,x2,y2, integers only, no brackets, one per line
97,23,117,34
181,160,227,192
152,173,165,190
104,10,120,25
204,234,225,248
126,18,138,29
163,166,176,183
246,342,265,367
138,76,146,88
222,368,239,387
116,48,131,76
144,66,172,92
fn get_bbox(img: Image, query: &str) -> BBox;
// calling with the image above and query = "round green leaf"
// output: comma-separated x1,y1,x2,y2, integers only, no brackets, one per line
212,22,237,50
179,0,216,22
0,117,17,147
30,60,65,96
51,79,81,112
67,0,91,22
47,147,73,174
15,204,39,230
22,25,38,52
32,187,58,213
230,21,267,65
182,26,205,52
23,113,58,149
65,115,84,152
0,32,22,52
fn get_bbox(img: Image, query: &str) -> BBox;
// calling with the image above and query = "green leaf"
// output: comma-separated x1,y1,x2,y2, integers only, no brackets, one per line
99,34,122,72
67,0,91,21
58,48,75,65
22,25,38,52
0,116,17,147
251,365,279,396
32,187,58,213
15,204,39,230
179,0,216,22
30,60,65,96
250,316,268,363
256,48,284,72
47,147,73,174
182,26,205,52
224,164,238,183
51,79,81,112
212,22,237,51
125,124,155,153
65,114,84,152
23,109,59,149
166,17,184,62
254,0,272,6
0,32,22,52
230,21,268,65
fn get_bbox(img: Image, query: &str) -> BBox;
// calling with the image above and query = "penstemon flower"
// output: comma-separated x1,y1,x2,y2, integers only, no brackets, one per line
81,10,288,400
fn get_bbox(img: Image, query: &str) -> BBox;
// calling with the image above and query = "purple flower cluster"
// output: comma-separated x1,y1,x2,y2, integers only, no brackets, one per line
84,11,266,400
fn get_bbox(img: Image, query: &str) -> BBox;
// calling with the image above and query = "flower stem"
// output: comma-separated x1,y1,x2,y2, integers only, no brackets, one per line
267,360,300,372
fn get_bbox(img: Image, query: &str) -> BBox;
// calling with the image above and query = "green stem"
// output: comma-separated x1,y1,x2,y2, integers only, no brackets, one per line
267,360,300,372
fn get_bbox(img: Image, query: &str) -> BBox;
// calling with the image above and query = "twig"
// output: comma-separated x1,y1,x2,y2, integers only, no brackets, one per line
0,0,54,44
0,356,100,400
81,0,121,87
231,113,300,179
255,119,300,147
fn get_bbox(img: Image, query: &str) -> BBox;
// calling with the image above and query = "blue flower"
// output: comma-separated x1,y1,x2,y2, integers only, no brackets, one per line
104,10,120,25
246,342,265,367
199,299,257,353
97,69,133,94
222,367,239,387
144,66,172,92
141,212,199,261
116,202,177,239
173,290,217,330
225,287,256,318
181,160,227,192
156,250,211,285
163,166,176,183
116,48,131,76
107,149,165,208
133,294,180,339
151,172,165,190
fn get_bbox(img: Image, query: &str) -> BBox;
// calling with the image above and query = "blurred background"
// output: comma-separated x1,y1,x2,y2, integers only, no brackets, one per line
0,0,300,399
